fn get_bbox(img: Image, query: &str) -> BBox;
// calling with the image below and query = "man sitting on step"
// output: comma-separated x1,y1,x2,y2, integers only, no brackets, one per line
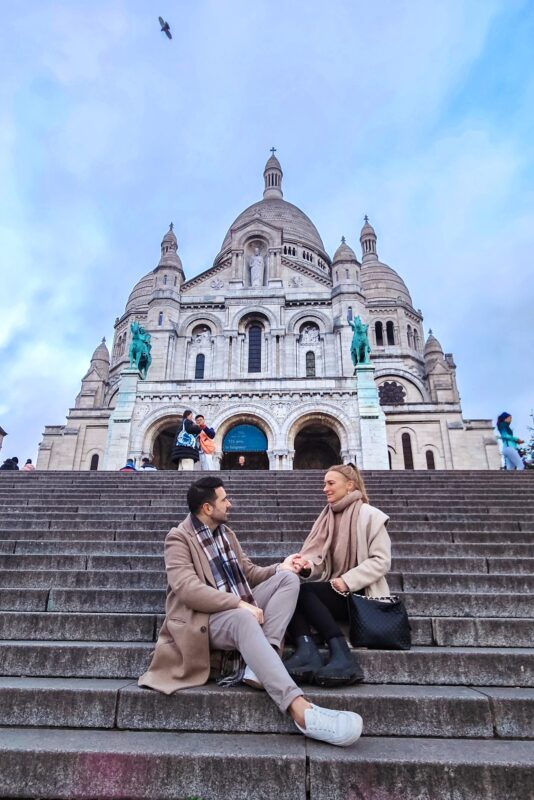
138,476,363,747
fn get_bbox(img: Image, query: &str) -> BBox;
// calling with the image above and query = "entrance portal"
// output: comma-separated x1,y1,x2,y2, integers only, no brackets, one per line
221,423,269,470
152,425,177,470
293,423,341,470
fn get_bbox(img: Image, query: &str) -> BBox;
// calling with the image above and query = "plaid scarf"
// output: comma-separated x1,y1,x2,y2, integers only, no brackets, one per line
192,515,256,686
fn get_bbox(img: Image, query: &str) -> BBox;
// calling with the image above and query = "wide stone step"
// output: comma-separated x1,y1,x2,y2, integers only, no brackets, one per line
5,538,534,559
0,641,532,686
0,727,532,800
1,612,531,647
8,553,533,575
0,612,157,641
0,728,306,800
2,677,532,739
403,573,534,592
19,587,530,617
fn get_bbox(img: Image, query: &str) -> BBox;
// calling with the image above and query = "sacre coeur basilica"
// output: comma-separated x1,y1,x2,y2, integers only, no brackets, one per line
37,152,500,472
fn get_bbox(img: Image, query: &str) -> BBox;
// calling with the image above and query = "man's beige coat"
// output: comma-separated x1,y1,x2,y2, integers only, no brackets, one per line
138,513,276,695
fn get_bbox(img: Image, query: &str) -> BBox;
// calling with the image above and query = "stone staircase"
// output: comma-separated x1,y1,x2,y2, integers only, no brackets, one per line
0,470,533,800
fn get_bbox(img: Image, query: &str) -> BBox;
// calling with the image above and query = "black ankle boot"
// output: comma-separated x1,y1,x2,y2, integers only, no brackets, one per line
313,636,364,687
283,635,323,681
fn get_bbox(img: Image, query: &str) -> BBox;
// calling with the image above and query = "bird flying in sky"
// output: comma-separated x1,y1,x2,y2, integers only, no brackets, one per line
158,16,172,39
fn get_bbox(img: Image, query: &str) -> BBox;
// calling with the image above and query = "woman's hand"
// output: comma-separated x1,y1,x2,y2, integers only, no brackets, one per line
331,577,349,593
280,553,304,573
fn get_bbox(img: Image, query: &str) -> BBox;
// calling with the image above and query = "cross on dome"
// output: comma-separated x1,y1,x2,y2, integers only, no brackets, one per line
270,147,277,156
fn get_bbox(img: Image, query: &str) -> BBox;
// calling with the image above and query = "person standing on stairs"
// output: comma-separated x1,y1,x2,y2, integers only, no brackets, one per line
138,476,363,747
284,463,391,687
496,412,525,470
171,410,202,471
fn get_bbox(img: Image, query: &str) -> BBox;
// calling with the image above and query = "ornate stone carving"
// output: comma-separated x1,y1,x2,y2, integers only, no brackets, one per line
210,279,224,290
289,275,303,287
300,324,320,344
378,381,406,405
248,247,265,287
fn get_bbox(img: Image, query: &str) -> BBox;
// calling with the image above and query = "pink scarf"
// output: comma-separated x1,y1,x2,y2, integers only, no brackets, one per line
299,490,363,581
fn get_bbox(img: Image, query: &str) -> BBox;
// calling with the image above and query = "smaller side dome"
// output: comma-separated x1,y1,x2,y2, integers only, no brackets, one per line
125,271,154,314
333,236,358,264
424,330,444,359
158,222,184,274
91,337,110,365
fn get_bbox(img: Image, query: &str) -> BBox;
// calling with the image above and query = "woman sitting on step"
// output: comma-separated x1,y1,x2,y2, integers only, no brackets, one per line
284,463,391,687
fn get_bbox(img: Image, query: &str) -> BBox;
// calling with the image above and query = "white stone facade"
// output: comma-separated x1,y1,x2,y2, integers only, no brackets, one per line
37,154,500,471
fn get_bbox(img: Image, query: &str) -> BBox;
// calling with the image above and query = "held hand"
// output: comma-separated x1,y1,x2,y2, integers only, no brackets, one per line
237,600,264,625
280,553,304,573
293,554,313,571
331,577,349,593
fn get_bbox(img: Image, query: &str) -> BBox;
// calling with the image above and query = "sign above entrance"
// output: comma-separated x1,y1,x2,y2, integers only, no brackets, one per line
223,424,267,452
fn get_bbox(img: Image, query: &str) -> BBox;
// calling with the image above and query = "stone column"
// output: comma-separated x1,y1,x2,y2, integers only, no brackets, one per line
355,364,389,469
103,367,141,470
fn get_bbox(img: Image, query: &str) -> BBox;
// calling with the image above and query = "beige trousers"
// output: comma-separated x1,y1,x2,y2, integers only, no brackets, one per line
209,570,303,712
177,459,195,471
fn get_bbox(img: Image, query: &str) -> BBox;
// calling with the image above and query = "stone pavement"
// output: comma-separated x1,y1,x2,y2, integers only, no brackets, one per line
0,470,533,799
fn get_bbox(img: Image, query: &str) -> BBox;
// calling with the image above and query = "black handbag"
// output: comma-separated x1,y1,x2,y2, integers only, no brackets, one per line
347,593,411,650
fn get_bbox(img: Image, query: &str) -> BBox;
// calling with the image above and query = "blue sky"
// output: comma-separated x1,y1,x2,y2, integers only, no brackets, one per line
1,0,533,461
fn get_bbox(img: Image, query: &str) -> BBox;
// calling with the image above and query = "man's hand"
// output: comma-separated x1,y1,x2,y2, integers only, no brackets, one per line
280,553,305,573
331,577,350,593
237,600,264,624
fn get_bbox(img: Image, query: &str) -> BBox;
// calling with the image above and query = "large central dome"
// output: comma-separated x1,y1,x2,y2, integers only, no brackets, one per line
217,152,328,262
220,197,326,253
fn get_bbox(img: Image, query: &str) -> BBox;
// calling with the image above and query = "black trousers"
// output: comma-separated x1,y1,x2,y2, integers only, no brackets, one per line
288,582,352,642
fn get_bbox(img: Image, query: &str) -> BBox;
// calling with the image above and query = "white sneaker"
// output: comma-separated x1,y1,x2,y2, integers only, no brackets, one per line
242,665,264,690
294,703,363,747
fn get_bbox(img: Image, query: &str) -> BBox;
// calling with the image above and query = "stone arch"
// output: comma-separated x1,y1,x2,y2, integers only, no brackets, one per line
230,306,278,331
423,443,441,469
285,308,333,335
215,410,277,469
286,411,347,470
130,406,183,457
177,312,224,338
86,449,103,471
212,409,277,452
232,222,282,251
281,410,356,457
374,369,428,402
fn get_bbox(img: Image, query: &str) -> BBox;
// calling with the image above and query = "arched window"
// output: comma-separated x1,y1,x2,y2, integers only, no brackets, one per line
90,454,99,471
413,330,420,350
402,433,414,470
163,275,168,285
375,321,384,346
305,351,316,377
158,312,163,326
195,353,205,380
407,325,413,347
248,325,262,373
426,450,436,470
386,321,395,345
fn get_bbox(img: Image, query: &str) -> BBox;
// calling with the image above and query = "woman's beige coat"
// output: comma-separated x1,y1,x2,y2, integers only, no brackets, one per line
138,513,276,694
305,503,392,597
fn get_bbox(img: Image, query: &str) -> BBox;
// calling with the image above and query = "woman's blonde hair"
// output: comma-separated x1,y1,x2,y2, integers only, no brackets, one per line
326,463,369,503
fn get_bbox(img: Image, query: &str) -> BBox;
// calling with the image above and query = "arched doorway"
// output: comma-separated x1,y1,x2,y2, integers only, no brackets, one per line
221,423,269,470
293,423,341,469
152,425,178,470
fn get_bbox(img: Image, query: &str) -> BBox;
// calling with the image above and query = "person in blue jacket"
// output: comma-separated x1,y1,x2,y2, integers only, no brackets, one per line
496,412,525,470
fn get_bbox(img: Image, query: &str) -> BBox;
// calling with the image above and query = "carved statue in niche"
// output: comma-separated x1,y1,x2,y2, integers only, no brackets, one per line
300,324,320,344
192,326,211,345
248,246,265,287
